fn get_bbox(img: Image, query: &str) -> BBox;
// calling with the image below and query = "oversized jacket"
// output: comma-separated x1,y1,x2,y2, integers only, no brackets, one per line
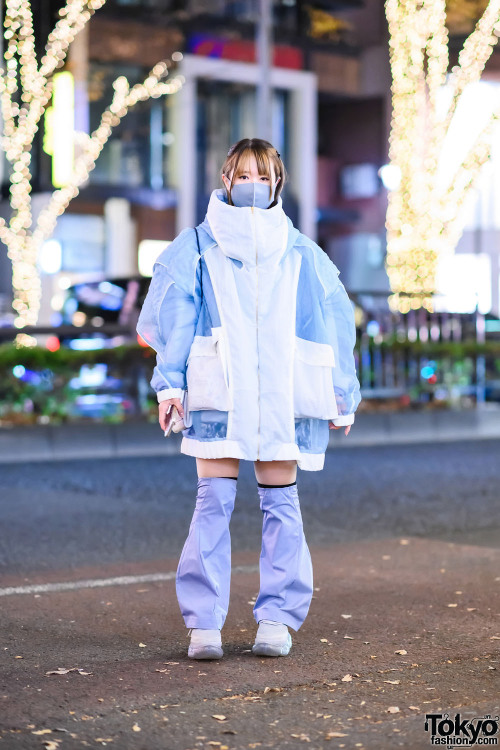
136,188,361,471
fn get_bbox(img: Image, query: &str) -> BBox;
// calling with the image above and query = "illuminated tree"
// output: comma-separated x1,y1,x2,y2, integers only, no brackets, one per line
384,0,500,313
0,0,184,343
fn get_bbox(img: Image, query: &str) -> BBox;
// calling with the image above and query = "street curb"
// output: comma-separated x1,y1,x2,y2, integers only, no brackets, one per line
327,406,500,447
0,408,499,464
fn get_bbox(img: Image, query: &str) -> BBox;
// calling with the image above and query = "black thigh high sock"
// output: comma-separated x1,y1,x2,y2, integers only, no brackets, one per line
198,476,238,481
257,481,297,488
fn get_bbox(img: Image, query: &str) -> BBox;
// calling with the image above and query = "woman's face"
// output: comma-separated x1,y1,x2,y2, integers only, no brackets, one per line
222,153,280,194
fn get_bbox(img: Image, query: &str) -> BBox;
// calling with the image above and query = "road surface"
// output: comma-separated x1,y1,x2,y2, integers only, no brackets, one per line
1,440,499,749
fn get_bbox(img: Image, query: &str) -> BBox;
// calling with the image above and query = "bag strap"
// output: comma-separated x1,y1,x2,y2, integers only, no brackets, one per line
194,226,203,301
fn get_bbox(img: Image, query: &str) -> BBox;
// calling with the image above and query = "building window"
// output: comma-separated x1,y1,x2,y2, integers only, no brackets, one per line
88,61,174,190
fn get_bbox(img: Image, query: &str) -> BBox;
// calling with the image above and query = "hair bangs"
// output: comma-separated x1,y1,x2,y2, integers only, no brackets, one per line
233,147,272,180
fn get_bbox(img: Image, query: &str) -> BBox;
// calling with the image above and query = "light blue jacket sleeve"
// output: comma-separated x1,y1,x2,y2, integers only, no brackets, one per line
324,278,361,425
310,239,361,425
136,230,201,403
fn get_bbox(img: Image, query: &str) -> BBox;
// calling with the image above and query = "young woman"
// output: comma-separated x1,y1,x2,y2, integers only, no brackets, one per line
136,138,361,660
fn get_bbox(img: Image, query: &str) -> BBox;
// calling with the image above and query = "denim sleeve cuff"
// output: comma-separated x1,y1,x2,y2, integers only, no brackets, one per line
157,388,185,404
331,413,355,426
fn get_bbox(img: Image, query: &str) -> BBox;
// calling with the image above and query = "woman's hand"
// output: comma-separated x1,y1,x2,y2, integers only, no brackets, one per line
159,398,184,431
328,421,351,436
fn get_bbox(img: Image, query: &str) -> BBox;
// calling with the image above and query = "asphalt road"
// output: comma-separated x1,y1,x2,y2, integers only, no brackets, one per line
1,439,500,576
1,440,499,749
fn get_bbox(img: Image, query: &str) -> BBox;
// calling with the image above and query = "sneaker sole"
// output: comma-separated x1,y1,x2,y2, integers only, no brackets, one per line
188,645,223,660
252,633,292,657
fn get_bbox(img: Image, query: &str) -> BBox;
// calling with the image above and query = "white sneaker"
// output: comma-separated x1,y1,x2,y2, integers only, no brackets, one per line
187,628,223,660
252,619,292,657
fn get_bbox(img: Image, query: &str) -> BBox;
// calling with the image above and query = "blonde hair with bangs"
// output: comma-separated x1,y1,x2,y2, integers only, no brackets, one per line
221,138,287,208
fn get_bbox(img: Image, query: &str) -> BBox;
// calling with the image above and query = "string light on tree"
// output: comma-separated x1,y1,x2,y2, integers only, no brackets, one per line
0,0,185,343
384,0,500,313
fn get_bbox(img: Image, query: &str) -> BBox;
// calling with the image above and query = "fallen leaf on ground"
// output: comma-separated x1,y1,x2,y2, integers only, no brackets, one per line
387,706,400,713
212,714,227,721
138,643,147,648
42,742,59,750
409,706,420,710
467,608,477,612
164,661,179,665
132,723,141,732
344,635,354,640
291,734,310,742
490,636,500,640
394,650,407,655
341,674,353,682
263,687,282,694
384,680,401,684
32,729,53,735
45,667,92,676
320,638,328,643
447,603,458,608
341,614,352,619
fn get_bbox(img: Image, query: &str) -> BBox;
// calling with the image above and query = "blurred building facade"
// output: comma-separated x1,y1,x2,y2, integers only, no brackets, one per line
0,0,393,327
1,0,499,329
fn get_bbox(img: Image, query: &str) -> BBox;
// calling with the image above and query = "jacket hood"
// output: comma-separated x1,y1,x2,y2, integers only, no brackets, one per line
199,188,298,267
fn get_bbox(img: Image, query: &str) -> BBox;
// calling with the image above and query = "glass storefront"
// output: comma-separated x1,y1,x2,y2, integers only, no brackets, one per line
88,62,175,190
194,78,297,224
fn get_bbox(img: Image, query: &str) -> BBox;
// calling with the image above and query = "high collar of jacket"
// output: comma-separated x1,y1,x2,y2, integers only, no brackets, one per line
203,187,291,267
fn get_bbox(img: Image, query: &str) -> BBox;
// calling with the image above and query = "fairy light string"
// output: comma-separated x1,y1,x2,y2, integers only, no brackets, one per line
0,0,184,341
384,0,500,313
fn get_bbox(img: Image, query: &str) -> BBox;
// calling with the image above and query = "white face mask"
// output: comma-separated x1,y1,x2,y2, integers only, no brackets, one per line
229,181,277,209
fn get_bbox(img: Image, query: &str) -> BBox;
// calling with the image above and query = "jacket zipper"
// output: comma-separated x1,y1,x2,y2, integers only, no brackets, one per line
252,205,261,460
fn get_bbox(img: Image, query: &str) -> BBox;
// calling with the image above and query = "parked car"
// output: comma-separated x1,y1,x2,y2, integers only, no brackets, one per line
60,276,151,348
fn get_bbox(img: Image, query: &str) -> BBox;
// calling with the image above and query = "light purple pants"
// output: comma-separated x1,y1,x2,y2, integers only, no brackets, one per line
175,476,314,632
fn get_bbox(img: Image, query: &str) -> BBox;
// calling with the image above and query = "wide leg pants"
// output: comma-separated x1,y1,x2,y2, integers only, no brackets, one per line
175,476,314,631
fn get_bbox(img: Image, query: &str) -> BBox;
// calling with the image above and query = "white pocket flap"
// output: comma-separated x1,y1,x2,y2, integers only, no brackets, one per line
187,334,218,360
294,336,335,367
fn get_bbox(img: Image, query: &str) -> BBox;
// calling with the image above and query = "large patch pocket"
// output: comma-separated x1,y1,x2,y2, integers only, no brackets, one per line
186,329,232,411
293,336,339,420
